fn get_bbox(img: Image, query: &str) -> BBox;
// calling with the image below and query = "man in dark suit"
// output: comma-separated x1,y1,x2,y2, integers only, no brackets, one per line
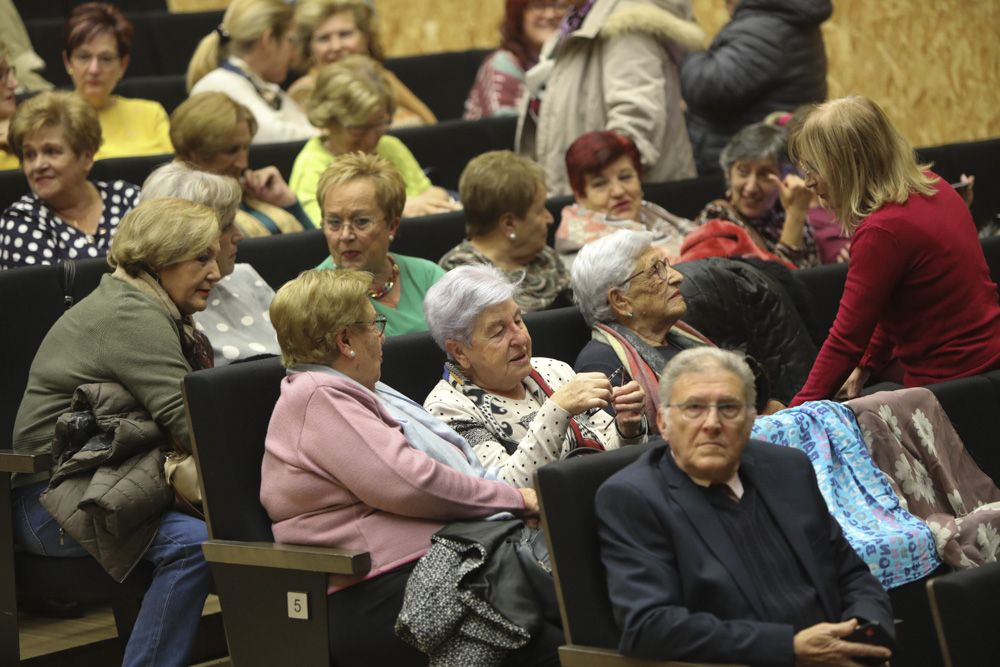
596,348,893,666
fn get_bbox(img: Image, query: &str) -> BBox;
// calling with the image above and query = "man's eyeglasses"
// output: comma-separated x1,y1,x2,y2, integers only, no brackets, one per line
667,402,747,421
620,258,669,287
353,314,387,334
324,216,383,233
70,52,121,69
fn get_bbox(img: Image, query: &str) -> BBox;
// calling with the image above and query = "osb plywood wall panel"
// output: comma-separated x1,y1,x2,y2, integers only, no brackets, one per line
173,1,998,147
375,0,505,56
691,0,1000,147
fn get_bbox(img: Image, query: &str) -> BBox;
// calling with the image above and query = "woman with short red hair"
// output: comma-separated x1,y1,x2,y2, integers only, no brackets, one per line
62,2,172,159
555,130,695,258
464,0,568,120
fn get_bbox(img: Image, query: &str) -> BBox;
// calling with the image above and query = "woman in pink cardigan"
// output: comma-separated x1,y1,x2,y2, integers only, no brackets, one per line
260,268,552,666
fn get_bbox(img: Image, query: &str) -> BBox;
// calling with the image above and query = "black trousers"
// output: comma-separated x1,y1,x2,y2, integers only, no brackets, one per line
327,562,562,667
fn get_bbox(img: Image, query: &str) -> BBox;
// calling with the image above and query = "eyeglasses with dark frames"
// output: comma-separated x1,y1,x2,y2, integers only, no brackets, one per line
619,258,669,287
352,314,387,334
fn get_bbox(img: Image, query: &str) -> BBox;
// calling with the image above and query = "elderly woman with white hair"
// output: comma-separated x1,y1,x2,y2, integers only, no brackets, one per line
423,264,647,487
572,230,785,425
572,230,714,427
141,161,280,364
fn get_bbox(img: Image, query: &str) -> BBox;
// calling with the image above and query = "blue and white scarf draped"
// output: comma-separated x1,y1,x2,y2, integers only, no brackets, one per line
752,401,940,589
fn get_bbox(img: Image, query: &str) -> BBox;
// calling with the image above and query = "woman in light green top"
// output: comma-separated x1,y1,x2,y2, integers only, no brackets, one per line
314,152,445,336
291,54,459,224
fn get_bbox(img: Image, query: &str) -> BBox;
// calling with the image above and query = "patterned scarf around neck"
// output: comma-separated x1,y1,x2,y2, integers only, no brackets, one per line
112,266,215,371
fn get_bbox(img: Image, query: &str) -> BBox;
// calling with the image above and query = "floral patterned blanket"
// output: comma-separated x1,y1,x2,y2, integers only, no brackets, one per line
752,401,941,588
848,388,1000,568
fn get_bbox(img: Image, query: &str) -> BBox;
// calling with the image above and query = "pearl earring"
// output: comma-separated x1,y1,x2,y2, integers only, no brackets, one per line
348,350,356,358
509,232,516,241
388,234,395,241
625,311,633,318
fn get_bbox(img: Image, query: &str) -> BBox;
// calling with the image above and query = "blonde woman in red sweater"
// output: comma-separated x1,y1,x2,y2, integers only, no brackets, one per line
789,96,1000,405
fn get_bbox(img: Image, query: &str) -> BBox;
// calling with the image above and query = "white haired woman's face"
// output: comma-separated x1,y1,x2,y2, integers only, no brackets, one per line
449,299,533,395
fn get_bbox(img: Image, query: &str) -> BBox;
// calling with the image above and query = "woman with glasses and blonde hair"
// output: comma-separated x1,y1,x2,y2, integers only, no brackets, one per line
261,268,555,666
289,0,435,126
188,0,319,144
61,2,172,159
314,152,445,336
291,55,457,222
789,96,1000,405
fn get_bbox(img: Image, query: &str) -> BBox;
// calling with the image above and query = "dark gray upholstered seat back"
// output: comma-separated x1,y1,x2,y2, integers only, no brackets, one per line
535,443,657,648
183,356,286,542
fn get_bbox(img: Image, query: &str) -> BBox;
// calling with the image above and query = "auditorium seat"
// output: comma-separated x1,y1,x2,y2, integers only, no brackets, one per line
114,74,189,113
389,116,517,191
384,49,491,121
926,561,1000,667
0,257,145,667
248,140,308,183
535,444,733,666
236,229,327,290
183,358,370,666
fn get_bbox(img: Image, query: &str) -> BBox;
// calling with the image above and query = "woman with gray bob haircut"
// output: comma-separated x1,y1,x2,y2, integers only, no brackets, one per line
141,161,280,364
424,264,648,487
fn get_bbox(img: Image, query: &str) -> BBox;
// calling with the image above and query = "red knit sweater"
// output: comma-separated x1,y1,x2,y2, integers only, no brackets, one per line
791,176,1000,405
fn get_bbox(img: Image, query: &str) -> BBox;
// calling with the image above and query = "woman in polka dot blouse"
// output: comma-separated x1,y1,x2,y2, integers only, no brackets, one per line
0,91,139,270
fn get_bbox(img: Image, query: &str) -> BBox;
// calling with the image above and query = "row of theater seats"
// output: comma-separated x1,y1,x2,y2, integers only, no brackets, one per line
3,238,1000,664
20,5,490,120
0,114,519,209
2,125,996,235
183,312,1000,667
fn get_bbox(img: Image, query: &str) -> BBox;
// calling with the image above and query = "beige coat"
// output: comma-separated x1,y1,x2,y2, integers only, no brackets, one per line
517,0,704,196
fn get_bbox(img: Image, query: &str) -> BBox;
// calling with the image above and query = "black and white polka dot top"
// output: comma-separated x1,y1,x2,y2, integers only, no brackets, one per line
0,180,140,270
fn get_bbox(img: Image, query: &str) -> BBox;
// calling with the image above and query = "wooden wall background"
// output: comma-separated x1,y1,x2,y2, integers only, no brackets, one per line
172,0,999,148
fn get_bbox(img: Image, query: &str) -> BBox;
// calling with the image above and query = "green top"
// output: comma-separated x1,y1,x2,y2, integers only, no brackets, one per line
290,135,434,226
316,253,445,337
13,274,193,487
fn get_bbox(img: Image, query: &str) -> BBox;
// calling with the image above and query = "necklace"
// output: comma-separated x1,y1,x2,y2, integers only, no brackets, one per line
369,255,399,300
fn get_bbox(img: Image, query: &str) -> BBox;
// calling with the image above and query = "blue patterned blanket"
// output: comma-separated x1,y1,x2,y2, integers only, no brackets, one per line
752,401,940,589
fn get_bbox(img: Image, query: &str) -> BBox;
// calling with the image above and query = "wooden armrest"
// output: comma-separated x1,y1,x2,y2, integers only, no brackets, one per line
0,451,52,474
559,645,747,667
202,539,371,575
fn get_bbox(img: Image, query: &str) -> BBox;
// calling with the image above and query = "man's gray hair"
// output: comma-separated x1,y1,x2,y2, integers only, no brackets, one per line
424,264,518,354
659,347,757,411
719,122,792,186
140,160,242,225
571,229,654,326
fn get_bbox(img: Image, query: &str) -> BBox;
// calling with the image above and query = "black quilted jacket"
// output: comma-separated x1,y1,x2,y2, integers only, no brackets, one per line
680,0,832,174
675,257,817,403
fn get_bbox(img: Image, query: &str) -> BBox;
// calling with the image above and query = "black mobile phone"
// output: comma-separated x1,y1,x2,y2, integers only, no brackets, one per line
845,620,897,665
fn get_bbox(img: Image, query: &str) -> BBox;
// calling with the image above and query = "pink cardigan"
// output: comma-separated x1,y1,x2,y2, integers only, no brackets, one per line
260,371,525,592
